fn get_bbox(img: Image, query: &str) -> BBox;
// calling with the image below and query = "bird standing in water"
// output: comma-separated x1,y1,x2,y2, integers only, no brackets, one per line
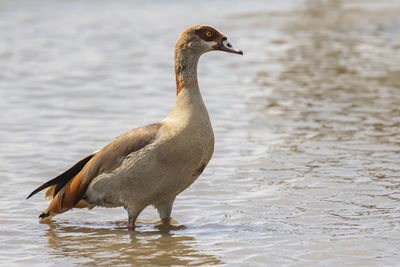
27,25,243,230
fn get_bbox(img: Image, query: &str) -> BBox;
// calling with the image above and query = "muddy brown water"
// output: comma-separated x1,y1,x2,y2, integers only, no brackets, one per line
1,0,400,265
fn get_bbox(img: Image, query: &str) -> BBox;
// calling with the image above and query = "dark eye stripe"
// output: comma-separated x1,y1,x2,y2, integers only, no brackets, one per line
196,27,219,42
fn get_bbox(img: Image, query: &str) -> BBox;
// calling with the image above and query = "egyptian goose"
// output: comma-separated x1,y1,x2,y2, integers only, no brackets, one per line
27,25,242,230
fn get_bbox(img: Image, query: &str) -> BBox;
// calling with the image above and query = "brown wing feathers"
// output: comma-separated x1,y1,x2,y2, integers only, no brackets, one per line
26,153,95,200
39,171,88,218
28,123,162,219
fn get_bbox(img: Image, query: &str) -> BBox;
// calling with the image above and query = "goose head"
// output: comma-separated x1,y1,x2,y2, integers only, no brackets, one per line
175,25,243,56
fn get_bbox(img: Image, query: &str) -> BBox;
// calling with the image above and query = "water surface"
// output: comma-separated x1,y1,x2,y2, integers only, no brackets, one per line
1,0,400,266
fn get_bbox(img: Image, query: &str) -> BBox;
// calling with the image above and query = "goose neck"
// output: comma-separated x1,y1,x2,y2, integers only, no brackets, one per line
174,46,201,95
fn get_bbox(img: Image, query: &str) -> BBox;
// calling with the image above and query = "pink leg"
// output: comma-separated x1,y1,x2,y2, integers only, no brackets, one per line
162,217,171,225
127,222,135,230
156,197,175,226
126,207,143,231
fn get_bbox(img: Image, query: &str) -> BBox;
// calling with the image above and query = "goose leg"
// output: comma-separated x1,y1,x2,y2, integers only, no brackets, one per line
126,207,144,230
155,197,175,225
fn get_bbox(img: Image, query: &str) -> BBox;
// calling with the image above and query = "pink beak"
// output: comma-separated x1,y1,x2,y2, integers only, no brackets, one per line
218,38,243,55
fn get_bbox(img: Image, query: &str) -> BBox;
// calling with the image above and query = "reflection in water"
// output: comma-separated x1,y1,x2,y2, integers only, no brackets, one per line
45,221,221,266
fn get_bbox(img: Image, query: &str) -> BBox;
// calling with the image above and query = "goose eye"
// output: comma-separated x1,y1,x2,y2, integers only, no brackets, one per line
206,32,212,37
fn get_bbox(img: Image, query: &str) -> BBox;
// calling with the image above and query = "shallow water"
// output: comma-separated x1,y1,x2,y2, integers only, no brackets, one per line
1,0,400,266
